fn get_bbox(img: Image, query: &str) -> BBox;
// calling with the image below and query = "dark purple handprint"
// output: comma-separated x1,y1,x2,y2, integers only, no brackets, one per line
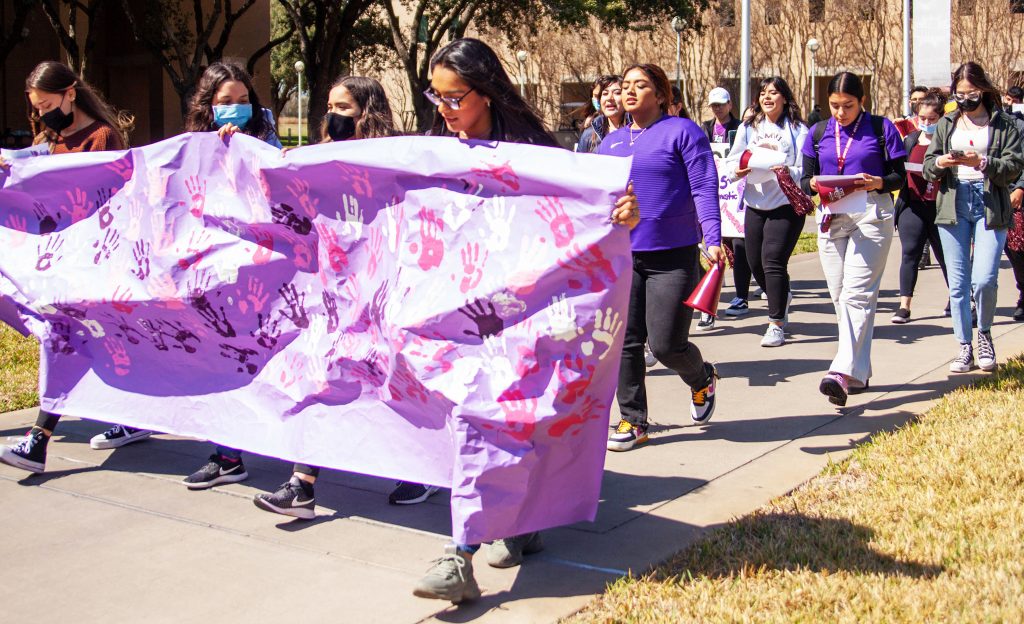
459,298,505,340
138,319,170,351
220,343,259,375
105,313,145,345
93,228,121,265
32,202,61,235
36,235,64,271
47,321,75,355
271,203,313,236
323,291,339,334
188,272,235,338
149,319,200,353
278,283,309,329
251,312,283,349
132,241,151,280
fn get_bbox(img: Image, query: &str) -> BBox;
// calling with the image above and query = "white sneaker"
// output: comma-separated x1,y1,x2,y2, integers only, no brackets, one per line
760,324,785,347
977,331,997,371
756,288,767,300
643,343,657,368
949,342,975,373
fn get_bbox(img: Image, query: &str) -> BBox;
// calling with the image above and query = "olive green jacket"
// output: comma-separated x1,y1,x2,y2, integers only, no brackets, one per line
922,108,1024,229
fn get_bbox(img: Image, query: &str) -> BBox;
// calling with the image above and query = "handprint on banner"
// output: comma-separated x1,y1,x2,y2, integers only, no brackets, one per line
483,335,518,391
237,276,269,314
409,336,456,375
103,337,131,376
583,307,623,360
188,270,235,338
323,291,340,333
176,230,213,270
286,179,319,218
383,198,404,254
151,319,199,353
6,214,28,248
104,313,145,345
335,162,373,197
36,234,65,272
279,352,305,388
548,396,602,438
251,312,283,349
535,196,575,248
124,198,144,239
131,241,151,280
48,321,76,355
63,188,93,224
548,294,583,342
150,209,177,253
109,285,139,315
508,234,548,296
337,195,363,224
558,242,616,292
478,196,514,252
32,202,61,235
278,282,310,329
556,354,595,404
292,239,314,271
252,228,274,265
388,360,429,404
271,203,313,235
471,160,520,192
494,390,537,442
459,298,504,340
79,318,105,339
104,158,134,182
92,228,121,265
367,227,384,279
348,350,389,388
220,343,260,375
459,242,488,293
146,274,185,310
96,188,117,229
409,206,444,271
185,175,207,218
138,319,170,351
315,222,348,272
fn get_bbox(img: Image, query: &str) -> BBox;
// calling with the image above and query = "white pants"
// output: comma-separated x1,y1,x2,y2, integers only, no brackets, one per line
817,193,895,384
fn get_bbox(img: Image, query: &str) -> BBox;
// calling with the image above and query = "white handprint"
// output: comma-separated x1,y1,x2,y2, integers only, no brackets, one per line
337,195,363,224
483,334,517,391
383,200,403,254
591,307,623,360
442,195,474,231
549,294,583,342
80,318,106,338
478,196,515,252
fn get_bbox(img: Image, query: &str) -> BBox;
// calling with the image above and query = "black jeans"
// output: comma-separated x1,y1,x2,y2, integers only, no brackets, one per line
723,237,752,300
744,204,806,321
1007,245,1024,304
897,200,947,297
617,245,711,427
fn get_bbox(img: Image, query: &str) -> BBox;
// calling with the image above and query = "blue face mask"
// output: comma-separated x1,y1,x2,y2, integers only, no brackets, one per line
592,97,601,110
921,122,937,134
212,103,253,129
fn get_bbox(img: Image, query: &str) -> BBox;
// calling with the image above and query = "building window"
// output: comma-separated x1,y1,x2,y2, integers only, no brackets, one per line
717,0,736,27
766,3,782,24
809,0,825,22
1012,0,1024,13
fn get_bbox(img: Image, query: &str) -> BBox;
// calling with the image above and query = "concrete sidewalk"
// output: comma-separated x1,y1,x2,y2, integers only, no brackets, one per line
2,244,1023,623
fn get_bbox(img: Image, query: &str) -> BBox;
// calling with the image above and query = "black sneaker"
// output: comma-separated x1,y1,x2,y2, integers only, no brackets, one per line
0,427,48,474
90,425,152,450
689,363,719,423
1014,300,1024,322
890,308,911,324
183,454,249,490
389,481,441,505
253,476,316,519
696,313,716,332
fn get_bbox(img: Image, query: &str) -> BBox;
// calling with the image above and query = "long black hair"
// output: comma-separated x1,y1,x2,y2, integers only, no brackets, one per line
429,38,558,147
319,75,398,142
184,62,273,141
744,76,803,127
951,62,1001,112
827,72,865,100
26,61,134,147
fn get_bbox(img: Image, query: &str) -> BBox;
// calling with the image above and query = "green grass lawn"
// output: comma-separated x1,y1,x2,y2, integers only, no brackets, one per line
793,230,818,255
0,325,39,412
567,356,1024,623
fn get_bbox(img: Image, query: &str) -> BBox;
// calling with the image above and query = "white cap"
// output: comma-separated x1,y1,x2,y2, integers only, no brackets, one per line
708,87,731,105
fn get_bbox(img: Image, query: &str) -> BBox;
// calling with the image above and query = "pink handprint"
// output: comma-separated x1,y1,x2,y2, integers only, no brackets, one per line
471,160,520,191
315,222,347,272
335,163,373,197
388,363,429,404
556,354,596,404
293,240,314,270
459,243,488,294
146,274,185,310
103,337,131,376
105,158,134,181
558,243,616,292
279,353,305,388
185,176,207,218
535,196,575,248
6,214,28,248
238,276,269,314
409,206,444,271
495,390,537,442
286,178,319,218
367,227,384,279
36,235,64,271
548,396,602,438
177,230,212,270
409,337,456,375
64,188,93,224
253,228,274,265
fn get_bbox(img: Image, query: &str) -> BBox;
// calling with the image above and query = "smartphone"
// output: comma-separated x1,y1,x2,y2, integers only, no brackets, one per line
950,149,966,159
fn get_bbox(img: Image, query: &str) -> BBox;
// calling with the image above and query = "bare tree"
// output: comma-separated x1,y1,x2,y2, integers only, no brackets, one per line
952,0,1024,91
39,0,108,76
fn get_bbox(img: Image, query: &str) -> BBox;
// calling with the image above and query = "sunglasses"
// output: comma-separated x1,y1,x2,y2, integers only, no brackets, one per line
423,87,476,110
953,91,982,102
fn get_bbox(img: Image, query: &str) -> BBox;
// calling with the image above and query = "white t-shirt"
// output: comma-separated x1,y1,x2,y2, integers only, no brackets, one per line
725,118,809,210
950,124,990,181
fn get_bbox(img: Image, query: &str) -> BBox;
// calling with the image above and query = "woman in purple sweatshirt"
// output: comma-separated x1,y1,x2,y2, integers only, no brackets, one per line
598,64,724,452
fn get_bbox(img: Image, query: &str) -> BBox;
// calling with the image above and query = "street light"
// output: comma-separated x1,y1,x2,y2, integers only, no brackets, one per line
516,50,528,99
294,60,305,146
671,17,685,101
806,38,820,114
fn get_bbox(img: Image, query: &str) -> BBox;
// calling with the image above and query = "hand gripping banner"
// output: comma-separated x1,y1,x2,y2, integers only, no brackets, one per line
0,133,633,544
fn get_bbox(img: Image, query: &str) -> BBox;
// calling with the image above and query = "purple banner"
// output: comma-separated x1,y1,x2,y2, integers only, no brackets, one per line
0,132,632,543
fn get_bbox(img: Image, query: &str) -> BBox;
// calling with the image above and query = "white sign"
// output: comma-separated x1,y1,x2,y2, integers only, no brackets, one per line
715,155,747,238
913,0,951,88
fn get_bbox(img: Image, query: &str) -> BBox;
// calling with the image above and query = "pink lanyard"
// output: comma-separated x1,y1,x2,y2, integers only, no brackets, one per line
835,112,864,174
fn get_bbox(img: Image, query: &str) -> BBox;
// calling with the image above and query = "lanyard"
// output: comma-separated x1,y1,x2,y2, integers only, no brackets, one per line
835,112,864,174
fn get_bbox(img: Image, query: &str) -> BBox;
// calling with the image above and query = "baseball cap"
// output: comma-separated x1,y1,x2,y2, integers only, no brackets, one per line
708,87,731,104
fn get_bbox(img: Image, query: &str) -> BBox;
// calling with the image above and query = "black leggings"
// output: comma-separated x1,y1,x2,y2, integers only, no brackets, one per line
897,201,947,297
723,237,752,300
744,204,806,321
1006,245,1024,303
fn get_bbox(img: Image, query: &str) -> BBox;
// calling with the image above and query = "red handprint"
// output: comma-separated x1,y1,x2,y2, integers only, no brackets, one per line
495,391,538,442
109,285,138,315
105,158,134,181
409,207,444,271
388,362,429,404
287,178,319,218
558,243,616,292
548,396,602,438
103,337,131,376
459,242,488,293
185,176,207,218
315,222,347,272
556,354,595,404
335,163,374,198
253,228,274,265
535,196,575,248
177,230,212,270
471,160,520,191
64,188,93,224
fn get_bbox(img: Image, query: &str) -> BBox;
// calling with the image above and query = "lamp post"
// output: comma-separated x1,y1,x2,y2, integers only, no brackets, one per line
294,60,305,146
740,0,751,113
903,0,911,117
671,17,684,100
806,38,820,114
516,50,528,99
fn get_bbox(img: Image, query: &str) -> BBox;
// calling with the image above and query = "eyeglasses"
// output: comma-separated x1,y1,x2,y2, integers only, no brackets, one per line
423,87,475,110
954,91,982,102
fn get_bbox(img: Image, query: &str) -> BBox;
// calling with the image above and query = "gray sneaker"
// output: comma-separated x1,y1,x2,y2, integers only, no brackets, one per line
977,331,997,371
760,324,785,347
487,532,545,568
949,342,975,373
413,544,481,603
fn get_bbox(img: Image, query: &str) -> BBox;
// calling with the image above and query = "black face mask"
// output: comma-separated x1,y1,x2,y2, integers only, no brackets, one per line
326,113,357,141
957,96,983,113
41,93,75,133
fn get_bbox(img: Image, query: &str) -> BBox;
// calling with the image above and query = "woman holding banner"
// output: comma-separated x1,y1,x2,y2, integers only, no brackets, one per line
0,61,134,474
800,72,907,407
726,76,808,347
599,63,723,452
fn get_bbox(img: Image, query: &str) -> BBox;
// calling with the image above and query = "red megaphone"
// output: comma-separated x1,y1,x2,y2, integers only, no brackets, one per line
684,260,725,316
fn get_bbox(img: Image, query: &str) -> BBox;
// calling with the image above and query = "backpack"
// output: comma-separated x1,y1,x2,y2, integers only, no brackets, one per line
810,114,891,173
